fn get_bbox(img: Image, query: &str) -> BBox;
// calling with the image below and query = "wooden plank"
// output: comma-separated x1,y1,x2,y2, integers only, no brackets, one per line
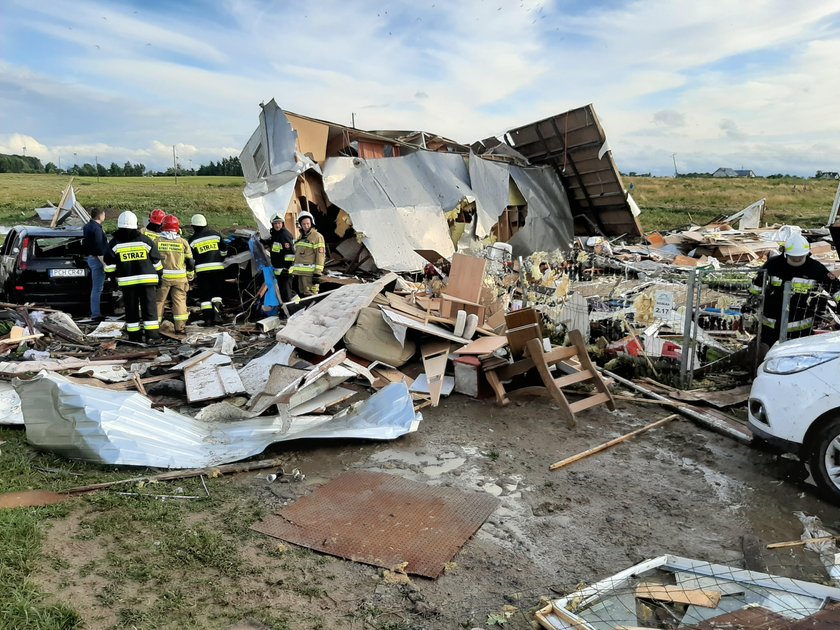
441,253,486,319
568,391,613,414
421,340,451,407
550,415,679,470
634,583,721,608
688,606,790,629
183,362,246,403
454,335,508,356
552,370,592,388
380,308,468,345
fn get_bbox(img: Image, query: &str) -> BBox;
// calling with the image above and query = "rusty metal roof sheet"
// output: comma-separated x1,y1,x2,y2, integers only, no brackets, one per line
252,470,498,578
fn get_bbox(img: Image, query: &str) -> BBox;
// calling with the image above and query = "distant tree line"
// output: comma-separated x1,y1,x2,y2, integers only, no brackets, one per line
0,154,44,173
0,153,242,176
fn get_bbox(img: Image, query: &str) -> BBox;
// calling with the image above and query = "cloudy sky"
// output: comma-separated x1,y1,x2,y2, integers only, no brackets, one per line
2,0,840,176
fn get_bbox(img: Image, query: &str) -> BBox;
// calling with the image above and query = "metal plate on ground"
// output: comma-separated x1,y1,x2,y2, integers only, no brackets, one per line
252,470,499,578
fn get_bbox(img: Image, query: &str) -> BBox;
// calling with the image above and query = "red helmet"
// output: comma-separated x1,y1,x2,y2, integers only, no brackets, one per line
149,209,166,225
161,215,180,232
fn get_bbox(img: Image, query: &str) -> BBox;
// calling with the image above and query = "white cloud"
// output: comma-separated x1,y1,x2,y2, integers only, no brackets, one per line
2,0,840,175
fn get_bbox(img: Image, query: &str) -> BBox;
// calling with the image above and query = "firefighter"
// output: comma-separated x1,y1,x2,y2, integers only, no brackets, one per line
104,211,163,342
291,211,325,296
750,234,840,357
142,208,166,242
264,213,295,302
155,214,194,334
188,214,227,324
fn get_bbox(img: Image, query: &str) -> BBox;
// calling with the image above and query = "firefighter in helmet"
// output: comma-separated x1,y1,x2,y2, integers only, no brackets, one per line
142,208,166,242
104,211,163,342
750,234,840,358
188,214,228,324
264,213,295,302
290,211,325,296
155,214,194,333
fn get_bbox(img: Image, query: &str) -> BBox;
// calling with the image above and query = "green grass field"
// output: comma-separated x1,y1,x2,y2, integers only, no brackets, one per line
0,174,251,231
0,173,837,234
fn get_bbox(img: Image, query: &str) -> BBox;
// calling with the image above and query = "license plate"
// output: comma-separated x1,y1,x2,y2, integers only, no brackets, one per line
49,268,86,278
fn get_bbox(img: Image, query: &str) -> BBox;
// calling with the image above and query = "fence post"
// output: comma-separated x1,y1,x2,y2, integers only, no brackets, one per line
779,281,792,343
680,269,697,389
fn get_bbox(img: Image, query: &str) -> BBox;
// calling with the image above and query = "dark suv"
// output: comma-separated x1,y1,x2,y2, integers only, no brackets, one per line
0,226,117,314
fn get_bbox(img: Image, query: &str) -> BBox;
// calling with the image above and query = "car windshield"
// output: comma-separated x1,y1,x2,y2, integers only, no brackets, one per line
31,236,84,258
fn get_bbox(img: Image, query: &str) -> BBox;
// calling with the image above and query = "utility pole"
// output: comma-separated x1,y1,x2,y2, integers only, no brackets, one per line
672,153,678,178
22,145,26,157
172,145,178,184
95,156,100,182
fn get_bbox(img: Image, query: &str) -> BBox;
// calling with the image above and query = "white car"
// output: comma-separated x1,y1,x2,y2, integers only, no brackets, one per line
749,331,840,502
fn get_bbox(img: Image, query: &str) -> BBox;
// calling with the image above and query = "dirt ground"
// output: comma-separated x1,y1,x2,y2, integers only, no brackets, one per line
33,392,840,629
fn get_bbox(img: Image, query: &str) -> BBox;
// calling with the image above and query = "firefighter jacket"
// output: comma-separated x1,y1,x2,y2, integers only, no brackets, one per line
266,227,295,274
156,231,195,281
189,226,227,274
141,223,162,242
750,254,840,333
104,228,162,287
291,228,325,277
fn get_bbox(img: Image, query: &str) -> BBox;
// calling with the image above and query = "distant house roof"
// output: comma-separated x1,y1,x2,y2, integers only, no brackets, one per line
713,167,754,177
712,168,738,177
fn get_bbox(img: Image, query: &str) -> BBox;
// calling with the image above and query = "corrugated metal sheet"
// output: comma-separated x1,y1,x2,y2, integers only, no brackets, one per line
15,372,421,468
506,104,642,238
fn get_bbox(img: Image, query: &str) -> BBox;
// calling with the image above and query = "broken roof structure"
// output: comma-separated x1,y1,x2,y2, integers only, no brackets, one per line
239,99,637,272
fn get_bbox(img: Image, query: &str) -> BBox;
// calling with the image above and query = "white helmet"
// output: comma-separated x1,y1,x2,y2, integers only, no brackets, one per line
297,211,315,227
117,210,138,229
784,234,810,257
191,213,208,227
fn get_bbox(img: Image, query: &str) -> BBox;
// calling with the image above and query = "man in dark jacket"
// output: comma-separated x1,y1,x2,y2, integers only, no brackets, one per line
104,211,163,342
264,213,295,302
750,234,840,357
82,208,108,321
188,214,227,324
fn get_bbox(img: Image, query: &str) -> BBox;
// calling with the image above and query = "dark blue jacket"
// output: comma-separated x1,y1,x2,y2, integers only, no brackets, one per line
83,220,108,256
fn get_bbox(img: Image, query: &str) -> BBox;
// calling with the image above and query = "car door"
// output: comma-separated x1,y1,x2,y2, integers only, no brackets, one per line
0,229,19,292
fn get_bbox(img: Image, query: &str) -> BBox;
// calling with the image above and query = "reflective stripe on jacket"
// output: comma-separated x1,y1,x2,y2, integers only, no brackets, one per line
104,230,162,287
291,228,325,276
157,234,194,279
189,227,227,274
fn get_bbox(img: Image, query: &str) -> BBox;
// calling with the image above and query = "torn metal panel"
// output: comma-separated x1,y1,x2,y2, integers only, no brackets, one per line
239,99,320,236
507,165,574,257
469,152,510,239
506,104,642,238
15,372,421,468
322,153,471,271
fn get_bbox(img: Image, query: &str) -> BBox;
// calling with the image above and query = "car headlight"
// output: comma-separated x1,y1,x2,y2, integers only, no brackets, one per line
764,352,840,375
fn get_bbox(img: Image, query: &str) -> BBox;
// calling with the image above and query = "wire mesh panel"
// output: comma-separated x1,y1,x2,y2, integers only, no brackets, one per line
680,268,766,389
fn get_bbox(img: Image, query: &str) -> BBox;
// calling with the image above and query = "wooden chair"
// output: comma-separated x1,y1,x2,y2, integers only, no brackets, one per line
483,309,614,428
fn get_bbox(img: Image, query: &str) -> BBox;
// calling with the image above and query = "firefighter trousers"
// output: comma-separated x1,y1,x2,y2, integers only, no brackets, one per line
196,269,225,322
295,274,319,297
273,268,293,302
124,284,159,341
156,278,189,332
